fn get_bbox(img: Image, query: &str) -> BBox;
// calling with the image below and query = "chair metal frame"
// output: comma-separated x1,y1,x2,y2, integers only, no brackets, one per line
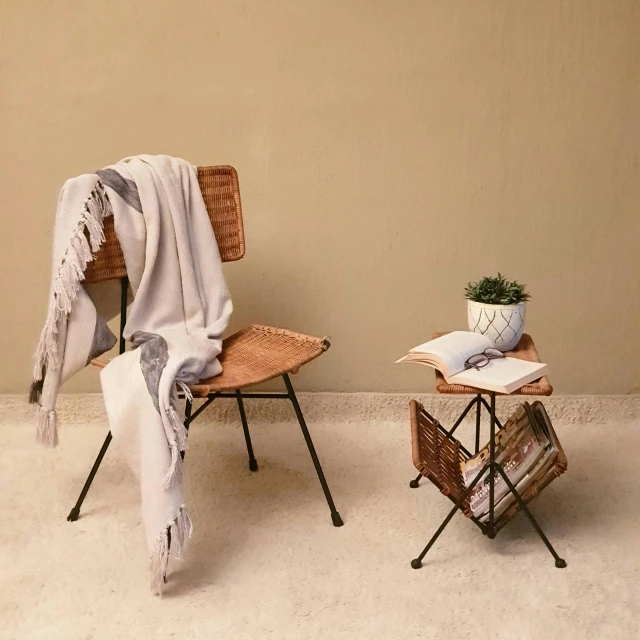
67,167,343,528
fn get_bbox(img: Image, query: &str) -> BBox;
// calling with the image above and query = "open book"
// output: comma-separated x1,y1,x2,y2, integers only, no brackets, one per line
396,331,547,394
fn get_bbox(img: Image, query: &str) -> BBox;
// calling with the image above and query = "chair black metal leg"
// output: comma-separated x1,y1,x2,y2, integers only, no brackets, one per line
411,461,490,568
235,390,258,471
282,374,343,527
68,276,128,523
180,399,193,462
67,432,113,522
496,464,567,568
409,472,423,488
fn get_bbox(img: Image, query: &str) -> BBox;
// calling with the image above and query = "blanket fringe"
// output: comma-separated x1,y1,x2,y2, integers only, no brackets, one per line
176,381,194,404
170,405,188,453
31,181,111,384
162,406,188,490
163,444,183,491
36,407,58,448
150,505,193,596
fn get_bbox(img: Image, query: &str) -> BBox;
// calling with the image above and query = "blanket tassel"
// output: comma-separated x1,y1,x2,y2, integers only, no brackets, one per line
162,406,188,490
150,506,193,596
36,407,58,448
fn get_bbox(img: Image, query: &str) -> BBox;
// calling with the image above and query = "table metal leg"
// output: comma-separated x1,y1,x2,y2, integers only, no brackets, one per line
475,394,482,454
411,461,490,568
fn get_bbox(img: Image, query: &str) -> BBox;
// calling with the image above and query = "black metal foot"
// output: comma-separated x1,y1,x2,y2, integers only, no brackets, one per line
67,507,80,522
331,512,344,527
249,458,259,472
409,473,422,489
486,530,496,539
409,473,422,488
555,558,567,569
411,559,422,569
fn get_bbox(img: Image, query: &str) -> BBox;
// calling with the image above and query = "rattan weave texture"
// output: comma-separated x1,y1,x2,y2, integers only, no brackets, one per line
409,399,567,532
190,326,330,396
83,165,244,284
410,399,468,508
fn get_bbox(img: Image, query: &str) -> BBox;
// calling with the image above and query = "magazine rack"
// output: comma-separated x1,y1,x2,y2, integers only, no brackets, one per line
408,396,567,569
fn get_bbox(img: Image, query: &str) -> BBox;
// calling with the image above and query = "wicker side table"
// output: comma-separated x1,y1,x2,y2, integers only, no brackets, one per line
416,332,552,456
409,332,567,570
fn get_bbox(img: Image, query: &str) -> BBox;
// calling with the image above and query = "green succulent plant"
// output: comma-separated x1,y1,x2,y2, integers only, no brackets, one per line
464,273,531,305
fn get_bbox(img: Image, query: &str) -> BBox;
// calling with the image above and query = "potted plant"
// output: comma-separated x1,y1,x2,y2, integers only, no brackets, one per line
464,273,531,351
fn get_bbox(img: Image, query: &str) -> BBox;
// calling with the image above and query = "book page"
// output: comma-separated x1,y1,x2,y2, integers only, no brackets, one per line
408,331,492,377
448,359,547,394
395,353,441,369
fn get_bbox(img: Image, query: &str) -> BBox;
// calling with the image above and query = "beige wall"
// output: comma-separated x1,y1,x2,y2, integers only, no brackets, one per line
1,1,638,394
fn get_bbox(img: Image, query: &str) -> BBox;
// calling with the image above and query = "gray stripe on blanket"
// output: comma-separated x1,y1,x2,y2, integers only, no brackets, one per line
131,331,169,415
86,315,117,364
97,169,143,213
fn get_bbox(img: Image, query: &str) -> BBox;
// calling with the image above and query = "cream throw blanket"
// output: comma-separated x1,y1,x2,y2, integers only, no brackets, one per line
31,155,232,593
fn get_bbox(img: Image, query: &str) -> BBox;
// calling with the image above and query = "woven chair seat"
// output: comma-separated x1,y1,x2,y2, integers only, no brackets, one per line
90,324,329,394
189,325,330,396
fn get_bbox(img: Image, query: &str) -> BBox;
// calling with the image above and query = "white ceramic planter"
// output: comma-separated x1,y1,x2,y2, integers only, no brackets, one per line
467,300,526,352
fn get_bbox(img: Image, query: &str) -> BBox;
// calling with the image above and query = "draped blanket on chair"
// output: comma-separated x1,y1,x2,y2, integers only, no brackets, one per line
31,155,233,593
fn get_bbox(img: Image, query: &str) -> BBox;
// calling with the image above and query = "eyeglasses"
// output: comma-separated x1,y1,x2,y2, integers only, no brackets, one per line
464,348,505,371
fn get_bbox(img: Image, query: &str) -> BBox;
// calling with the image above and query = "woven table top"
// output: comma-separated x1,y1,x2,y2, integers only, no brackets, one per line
433,332,552,396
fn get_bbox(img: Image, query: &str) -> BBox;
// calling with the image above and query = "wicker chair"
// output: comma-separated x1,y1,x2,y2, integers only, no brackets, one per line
67,166,343,528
